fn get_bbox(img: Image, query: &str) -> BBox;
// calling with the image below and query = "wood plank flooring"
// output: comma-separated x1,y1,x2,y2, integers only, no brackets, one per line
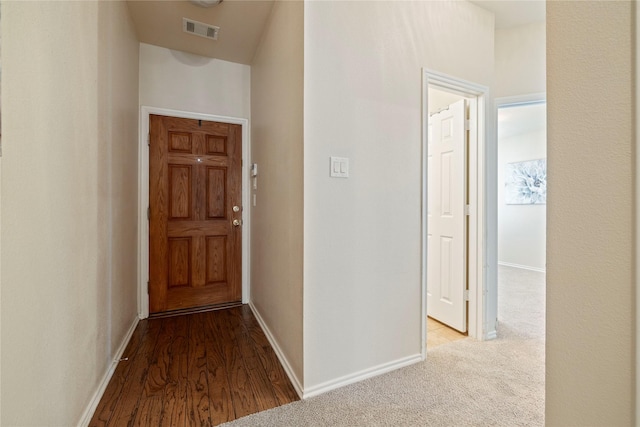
90,305,299,426
426,316,467,349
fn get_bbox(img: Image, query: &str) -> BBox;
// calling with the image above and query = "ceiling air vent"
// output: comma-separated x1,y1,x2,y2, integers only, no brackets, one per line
183,18,219,40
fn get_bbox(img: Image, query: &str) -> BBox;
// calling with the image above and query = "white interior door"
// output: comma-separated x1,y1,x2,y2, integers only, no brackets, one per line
427,99,467,333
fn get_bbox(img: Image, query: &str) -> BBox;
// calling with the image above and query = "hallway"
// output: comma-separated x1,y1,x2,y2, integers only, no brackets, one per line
90,306,299,426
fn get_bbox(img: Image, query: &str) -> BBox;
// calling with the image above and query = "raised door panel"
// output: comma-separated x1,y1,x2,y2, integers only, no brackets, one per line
206,236,227,284
207,167,226,219
169,165,192,220
169,132,193,153
439,237,453,303
440,151,453,218
168,237,191,288
206,135,227,155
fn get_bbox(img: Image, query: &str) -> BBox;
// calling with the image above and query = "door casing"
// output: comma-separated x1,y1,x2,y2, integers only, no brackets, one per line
422,69,490,358
138,106,251,319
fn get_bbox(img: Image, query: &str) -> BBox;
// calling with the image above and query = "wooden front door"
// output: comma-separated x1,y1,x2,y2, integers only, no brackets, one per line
149,114,242,314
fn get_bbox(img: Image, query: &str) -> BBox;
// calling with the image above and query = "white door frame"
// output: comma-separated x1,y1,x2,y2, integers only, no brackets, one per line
495,93,546,109
493,92,546,326
137,106,251,319
422,69,489,357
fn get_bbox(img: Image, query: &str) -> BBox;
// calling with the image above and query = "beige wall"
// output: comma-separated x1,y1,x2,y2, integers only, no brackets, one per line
250,0,304,387
0,2,6,423
0,5,2,418
98,0,140,371
1,1,139,425
303,0,493,391
495,22,545,99
546,2,635,425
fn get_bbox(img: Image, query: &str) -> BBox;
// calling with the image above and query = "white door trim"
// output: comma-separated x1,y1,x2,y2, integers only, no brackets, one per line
495,93,546,109
137,106,251,319
422,69,489,358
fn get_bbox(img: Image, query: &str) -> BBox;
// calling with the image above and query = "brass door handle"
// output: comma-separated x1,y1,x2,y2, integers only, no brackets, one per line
232,219,242,227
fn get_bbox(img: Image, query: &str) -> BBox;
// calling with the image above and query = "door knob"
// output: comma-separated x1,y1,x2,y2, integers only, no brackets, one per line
233,205,241,212
233,219,242,227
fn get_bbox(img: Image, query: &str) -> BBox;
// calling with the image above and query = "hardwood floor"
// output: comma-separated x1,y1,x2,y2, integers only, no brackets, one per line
90,305,299,426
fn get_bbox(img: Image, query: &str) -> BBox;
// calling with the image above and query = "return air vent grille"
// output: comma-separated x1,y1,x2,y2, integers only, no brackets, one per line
183,18,219,40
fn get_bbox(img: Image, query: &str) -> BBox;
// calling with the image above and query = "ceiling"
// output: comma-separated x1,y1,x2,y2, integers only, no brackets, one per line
470,0,545,29
127,0,275,65
127,0,545,64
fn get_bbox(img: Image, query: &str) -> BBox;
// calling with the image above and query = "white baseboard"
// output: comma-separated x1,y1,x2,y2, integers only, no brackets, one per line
248,302,304,399
498,261,545,273
302,353,423,399
77,315,140,427
486,329,498,340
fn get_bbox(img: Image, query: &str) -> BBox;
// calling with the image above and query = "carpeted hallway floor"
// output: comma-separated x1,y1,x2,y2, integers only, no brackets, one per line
222,265,545,426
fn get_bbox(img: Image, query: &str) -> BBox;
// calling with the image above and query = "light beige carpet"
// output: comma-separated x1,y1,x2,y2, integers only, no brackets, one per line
223,265,545,426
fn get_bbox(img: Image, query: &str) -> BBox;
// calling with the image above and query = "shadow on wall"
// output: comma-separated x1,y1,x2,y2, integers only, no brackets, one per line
170,48,213,67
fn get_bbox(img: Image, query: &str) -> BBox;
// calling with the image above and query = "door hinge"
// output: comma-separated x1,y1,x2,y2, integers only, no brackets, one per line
464,290,470,301
147,281,150,293
465,119,471,131
464,205,471,216
147,133,150,146
147,206,150,220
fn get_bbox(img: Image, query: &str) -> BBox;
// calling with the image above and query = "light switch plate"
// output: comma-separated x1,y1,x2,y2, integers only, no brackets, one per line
330,157,349,178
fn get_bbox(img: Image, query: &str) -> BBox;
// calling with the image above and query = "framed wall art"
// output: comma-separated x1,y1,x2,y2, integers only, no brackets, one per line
505,159,546,205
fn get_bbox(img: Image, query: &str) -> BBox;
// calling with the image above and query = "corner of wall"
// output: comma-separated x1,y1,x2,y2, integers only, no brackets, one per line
249,0,304,386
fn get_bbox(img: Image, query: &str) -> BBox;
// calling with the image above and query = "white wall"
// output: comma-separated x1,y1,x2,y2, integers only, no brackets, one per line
495,22,545,99
139,43,250,119
250,0,304,389
497,128,546,271
303,0,494,391
547,2,634,424
1,1,139,425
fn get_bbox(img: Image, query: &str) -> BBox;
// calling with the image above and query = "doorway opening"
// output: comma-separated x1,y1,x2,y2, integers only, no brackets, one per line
496,99,546,339
422,70,488,356
137,106,251,319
